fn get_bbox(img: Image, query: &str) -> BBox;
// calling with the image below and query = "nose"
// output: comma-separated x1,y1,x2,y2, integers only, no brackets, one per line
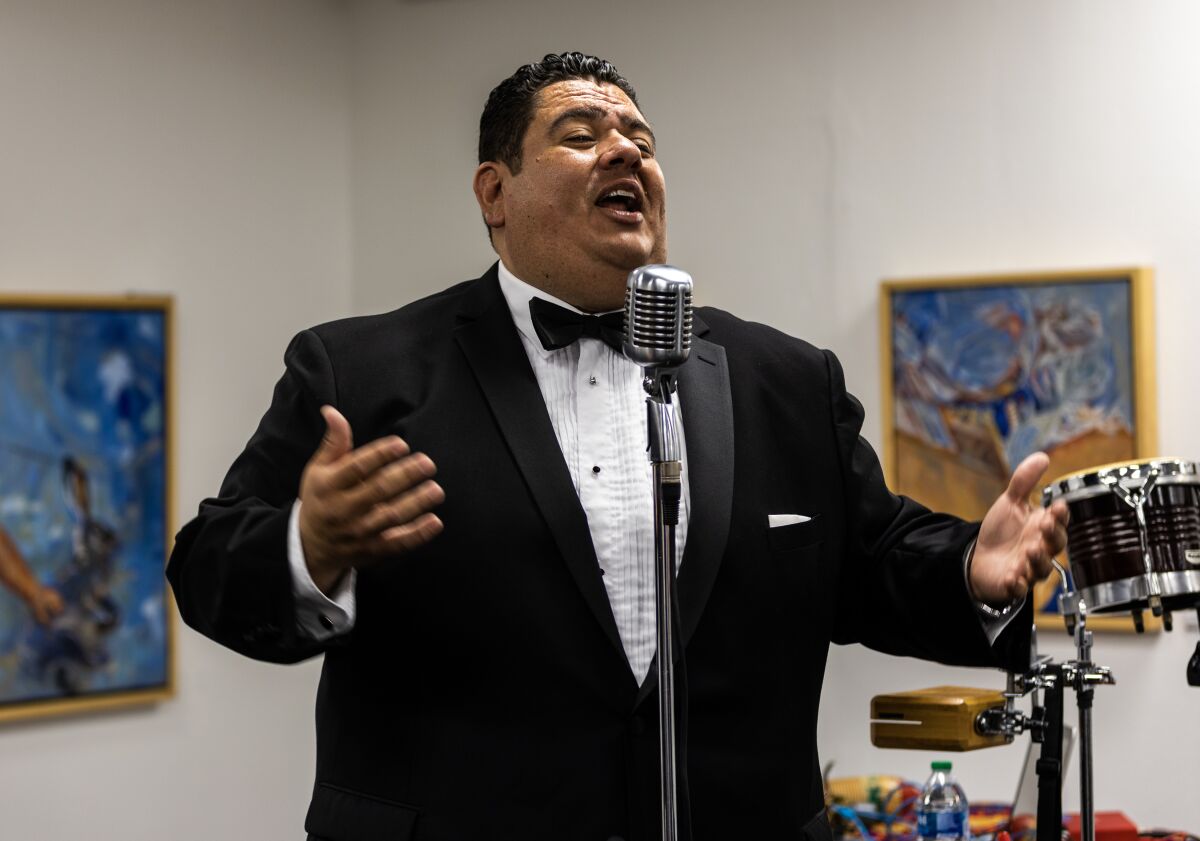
598,132,642,171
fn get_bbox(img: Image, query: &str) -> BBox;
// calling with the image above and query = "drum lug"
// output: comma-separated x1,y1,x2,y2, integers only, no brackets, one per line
1103,469,1166,616
1148,590,1164,618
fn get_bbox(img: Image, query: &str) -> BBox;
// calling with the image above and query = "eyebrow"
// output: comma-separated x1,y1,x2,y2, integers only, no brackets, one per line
547,106,657,147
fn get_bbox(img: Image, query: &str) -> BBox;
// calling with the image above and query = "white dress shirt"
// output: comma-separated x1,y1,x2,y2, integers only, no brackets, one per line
494,263,691,683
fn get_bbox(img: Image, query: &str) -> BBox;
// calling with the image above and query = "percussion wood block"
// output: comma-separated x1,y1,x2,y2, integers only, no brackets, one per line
870,686,1008,751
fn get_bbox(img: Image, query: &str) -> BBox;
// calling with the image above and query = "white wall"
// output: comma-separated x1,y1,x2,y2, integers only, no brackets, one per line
348,0,1200,830
0,1,352,838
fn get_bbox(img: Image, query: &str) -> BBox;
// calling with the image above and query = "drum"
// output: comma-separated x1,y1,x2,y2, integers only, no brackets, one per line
1042,458,1200,620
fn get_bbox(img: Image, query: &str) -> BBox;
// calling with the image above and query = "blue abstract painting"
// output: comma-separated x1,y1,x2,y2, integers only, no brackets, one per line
0,302,170,713
892,281,1134,477
887,274,1147,631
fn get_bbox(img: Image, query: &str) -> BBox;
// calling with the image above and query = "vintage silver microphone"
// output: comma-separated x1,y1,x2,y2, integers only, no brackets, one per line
622,265,693,374
623,265,693,466
622,264,693,841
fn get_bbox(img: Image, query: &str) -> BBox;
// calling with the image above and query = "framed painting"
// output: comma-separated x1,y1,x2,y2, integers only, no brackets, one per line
879,268,1157,632
0,294,174,723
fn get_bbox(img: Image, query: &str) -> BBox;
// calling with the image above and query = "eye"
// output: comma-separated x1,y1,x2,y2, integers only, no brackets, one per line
635,140,654,156
565,133,594,144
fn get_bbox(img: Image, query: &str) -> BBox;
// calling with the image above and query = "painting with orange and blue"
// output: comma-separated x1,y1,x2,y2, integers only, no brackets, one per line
886,274,1147,631
0,299,171,717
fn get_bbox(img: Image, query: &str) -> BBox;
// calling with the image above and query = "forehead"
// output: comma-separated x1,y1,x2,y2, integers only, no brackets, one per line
531,79,646,126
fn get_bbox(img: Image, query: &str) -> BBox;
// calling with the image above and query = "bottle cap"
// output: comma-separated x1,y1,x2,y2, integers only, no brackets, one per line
931,761,952,771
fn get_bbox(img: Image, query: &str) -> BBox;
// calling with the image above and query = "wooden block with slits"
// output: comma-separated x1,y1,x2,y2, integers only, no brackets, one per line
870,686,1008,751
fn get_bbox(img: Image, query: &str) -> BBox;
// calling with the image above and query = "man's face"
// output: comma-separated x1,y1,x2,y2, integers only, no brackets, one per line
481,79,667,311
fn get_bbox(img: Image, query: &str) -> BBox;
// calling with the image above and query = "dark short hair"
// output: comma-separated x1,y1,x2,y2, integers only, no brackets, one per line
478,52,640,174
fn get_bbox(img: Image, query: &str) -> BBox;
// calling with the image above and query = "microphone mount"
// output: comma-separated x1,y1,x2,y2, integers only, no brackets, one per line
644,375,683,465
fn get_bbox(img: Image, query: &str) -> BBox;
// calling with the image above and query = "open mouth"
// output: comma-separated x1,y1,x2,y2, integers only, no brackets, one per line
595,186,644,221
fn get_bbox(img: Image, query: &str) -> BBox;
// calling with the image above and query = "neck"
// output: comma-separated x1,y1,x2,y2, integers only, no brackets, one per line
499,257,626,313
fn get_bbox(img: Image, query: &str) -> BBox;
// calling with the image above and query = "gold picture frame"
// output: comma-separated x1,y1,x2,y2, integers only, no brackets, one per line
879,268,1157,632
0,294,175,723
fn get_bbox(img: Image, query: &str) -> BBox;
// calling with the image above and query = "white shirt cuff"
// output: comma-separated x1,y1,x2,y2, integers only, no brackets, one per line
963,539,1026,645
288,499,356,640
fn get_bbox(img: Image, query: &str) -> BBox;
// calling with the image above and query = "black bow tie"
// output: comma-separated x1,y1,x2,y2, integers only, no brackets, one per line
529,297,625,353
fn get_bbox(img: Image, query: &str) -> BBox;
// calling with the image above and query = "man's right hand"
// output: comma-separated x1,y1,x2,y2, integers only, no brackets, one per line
298,405,445,595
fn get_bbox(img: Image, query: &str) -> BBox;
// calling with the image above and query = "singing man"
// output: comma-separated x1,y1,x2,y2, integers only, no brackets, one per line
168,51,1068,841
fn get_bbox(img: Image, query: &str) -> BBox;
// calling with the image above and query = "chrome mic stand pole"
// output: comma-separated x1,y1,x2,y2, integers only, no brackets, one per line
623,262,694,841
645,371,682,841
1072,602,1102,841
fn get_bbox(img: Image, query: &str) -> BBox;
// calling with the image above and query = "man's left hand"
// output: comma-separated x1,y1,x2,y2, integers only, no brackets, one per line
969,452,1070,606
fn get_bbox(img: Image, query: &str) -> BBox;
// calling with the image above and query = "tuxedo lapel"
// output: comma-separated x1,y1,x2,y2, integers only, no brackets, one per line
676,328,735,647
453,266,630,671
635,318,735,707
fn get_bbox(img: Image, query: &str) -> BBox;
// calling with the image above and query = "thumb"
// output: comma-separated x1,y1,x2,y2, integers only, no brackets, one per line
312,405,353,464
1006,451,1050,503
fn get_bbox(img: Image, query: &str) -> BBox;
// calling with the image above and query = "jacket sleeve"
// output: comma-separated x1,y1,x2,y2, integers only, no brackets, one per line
166,329,341,664
824,349,1031,673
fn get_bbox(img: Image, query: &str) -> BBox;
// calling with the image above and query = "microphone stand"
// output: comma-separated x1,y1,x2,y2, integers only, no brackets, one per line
623,261,694,841
644,365,683,841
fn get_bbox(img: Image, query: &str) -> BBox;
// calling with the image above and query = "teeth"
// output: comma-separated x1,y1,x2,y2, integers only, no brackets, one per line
602,188,637,201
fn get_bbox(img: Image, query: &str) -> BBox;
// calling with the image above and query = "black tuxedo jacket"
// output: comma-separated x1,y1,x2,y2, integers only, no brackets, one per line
167,264,1030,841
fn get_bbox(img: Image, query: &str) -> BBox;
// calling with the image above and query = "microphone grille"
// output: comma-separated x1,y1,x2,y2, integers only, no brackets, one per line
622,265,694,364
625,288,693,349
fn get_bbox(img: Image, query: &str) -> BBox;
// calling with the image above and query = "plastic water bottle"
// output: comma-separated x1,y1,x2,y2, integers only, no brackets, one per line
916,761,970,841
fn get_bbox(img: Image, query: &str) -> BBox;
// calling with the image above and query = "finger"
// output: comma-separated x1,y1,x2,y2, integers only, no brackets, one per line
1052,499,1070,527
370,512,444,555
1027,542,1054,581
345,452,437,510
355,480,445,536
326,435,411,491
1049,523,1068,557
1039,511,1068,555
1038,502,1069,551
1004,567,1030,601
1006,451,1051,503
311,406,354,466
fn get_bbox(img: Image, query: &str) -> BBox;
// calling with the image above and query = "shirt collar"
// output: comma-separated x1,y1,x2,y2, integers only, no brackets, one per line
497,260,611,357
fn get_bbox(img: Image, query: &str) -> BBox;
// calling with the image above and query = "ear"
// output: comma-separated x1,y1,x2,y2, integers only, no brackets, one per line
473,162,508,230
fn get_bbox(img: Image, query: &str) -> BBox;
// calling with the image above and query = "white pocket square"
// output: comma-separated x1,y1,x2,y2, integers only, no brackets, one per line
768,514,811,528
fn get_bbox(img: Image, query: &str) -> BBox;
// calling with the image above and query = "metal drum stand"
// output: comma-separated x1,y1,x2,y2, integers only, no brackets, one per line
977,565,1115,841
974,458,1200,840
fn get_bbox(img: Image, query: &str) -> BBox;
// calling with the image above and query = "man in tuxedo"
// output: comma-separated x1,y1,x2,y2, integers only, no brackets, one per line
167,52,1068,841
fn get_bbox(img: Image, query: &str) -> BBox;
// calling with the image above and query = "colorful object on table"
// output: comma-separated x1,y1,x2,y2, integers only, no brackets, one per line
969,803,1014,838
826,775,1013,841
827,776,909,811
